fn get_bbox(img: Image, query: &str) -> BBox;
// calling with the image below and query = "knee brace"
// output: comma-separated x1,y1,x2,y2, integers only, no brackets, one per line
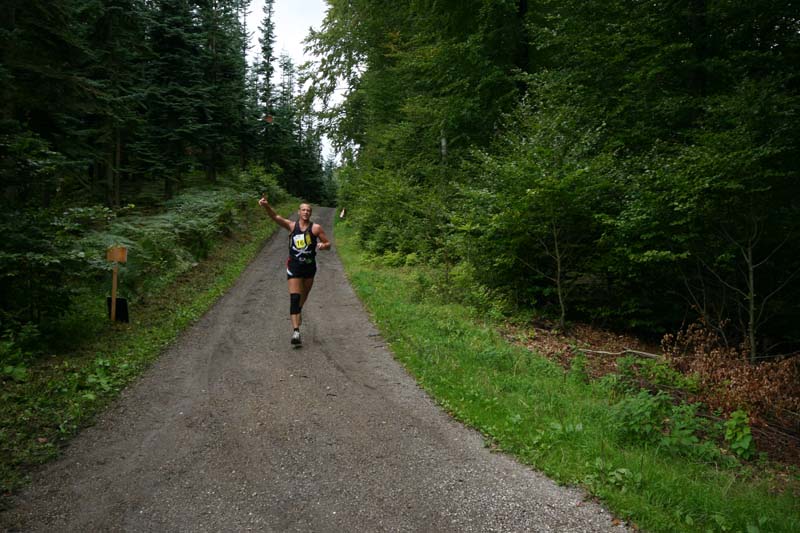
290,293,302,315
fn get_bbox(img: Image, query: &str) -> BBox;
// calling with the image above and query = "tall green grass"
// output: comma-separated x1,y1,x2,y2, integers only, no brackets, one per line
335,220,800,533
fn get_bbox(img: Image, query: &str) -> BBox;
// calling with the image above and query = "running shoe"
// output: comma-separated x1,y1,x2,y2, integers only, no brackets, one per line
291,330,302,345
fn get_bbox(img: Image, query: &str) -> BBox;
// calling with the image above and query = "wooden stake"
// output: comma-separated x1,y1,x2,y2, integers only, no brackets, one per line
111,263,118,322
106,246,127,323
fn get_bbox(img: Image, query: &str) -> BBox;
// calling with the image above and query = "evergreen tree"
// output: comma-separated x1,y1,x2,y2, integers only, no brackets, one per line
196,0,249,182
0,0,97,207
84,0,151,206
255,0,276,168
141,0,206,198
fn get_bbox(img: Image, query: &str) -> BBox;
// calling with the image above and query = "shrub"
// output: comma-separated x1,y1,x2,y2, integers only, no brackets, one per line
724,410,756,460
0,210,92,332
613,389,671,444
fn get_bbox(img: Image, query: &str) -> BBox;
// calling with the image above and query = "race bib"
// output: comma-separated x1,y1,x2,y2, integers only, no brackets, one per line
293,233,308,249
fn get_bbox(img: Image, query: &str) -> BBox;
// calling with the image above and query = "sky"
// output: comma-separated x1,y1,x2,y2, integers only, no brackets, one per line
246,0,329,73
246,1,334,158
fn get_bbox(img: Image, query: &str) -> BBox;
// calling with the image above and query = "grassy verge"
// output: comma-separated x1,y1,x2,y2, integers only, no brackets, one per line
0,199,296,502
334,220,799,533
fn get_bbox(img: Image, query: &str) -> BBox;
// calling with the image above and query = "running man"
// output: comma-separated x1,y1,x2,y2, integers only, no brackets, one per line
259,196,331,345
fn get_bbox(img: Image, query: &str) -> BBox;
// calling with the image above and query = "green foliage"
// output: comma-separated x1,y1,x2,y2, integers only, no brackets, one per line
614,390,671,444
0,126,67,207
617,355,700,393
0,210,91,332
228,164,288,204
457,83,615,322
725,410,756,460
311,0,800,352
610,387,735,466
0,0,327,209
584,457,643,494
0,167,288,355
568,353,590,384
80,186,254,296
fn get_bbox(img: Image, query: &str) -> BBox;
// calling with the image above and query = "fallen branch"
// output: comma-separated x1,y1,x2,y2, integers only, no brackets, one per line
578,347,661,360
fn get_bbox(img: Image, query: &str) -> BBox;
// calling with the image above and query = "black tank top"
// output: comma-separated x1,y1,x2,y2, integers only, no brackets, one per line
289,220,317,265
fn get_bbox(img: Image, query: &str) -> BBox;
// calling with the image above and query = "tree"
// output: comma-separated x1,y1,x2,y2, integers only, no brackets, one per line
196,0,250,182
83,0,151,207
0,0,98,207
141,0,206,198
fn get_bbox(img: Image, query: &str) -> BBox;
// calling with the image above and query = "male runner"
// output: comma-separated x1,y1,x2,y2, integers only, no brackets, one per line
259,196,331,345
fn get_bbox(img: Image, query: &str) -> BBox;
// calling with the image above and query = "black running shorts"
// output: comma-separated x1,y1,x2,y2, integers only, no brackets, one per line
286,259,316,279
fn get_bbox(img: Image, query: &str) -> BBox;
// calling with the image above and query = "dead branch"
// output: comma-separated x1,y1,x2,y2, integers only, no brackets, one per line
577,347,661,360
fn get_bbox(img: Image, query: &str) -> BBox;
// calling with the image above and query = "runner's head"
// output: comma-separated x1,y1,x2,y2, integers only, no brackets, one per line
298,203,312,221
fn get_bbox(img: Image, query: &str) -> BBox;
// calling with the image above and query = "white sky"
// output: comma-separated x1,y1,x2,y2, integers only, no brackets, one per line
246,0,328,75
246,0,334,159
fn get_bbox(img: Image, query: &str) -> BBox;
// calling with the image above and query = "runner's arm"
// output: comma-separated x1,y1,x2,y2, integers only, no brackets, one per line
258,196,293,231
314,224,331,250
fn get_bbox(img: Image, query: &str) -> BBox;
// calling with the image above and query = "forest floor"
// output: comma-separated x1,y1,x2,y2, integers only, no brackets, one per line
1,207,625,532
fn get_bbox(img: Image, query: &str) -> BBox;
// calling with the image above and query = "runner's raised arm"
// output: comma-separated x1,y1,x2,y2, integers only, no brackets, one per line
258,195,293,232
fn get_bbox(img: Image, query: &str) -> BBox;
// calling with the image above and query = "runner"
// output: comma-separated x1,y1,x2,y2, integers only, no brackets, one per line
259,196,331,345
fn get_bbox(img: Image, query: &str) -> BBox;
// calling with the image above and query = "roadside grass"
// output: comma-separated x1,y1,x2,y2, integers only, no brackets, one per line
335,220,800,533
0,199,296,501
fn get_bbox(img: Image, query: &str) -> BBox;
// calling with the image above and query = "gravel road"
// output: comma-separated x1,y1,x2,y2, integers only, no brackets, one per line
2,206,627,532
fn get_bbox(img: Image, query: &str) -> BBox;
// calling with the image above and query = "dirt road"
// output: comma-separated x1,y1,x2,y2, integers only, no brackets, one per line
2,207,625,532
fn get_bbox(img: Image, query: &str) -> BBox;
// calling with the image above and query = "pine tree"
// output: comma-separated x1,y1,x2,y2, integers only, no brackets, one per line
0,0,97,207
255,0,276,117
141,0,206,198
255,0,277,168
196,0,249,182
84,0,151,206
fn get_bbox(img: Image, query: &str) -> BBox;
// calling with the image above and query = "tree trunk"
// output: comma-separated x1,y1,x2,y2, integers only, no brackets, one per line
553,222,566,330
206,151,217,182
114,128,122,207
745,240,758,363
106,151,114,206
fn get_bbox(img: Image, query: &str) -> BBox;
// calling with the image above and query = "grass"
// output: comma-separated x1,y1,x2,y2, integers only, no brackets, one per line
0,199,297,503
334,219,800,533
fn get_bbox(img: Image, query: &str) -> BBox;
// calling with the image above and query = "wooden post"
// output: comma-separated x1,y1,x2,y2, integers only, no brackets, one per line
106,246,128,322
111,263,119,321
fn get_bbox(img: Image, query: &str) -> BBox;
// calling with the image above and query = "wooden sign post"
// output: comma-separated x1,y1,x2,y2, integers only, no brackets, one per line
106,246,128,322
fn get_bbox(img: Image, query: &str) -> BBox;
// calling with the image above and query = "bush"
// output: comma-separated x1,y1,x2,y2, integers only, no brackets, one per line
613,389,671,444
0,210,93,333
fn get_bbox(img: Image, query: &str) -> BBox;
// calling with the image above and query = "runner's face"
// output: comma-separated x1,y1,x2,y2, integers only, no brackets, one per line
298,204,312,221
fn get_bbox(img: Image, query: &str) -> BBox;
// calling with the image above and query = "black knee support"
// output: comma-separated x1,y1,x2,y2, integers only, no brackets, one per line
290,293,301,315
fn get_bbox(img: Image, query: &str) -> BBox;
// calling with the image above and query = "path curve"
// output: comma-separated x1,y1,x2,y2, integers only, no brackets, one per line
2,206,626,532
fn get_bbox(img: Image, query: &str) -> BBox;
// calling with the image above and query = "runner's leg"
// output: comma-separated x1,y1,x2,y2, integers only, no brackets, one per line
300,277,315,309
288,277,303,329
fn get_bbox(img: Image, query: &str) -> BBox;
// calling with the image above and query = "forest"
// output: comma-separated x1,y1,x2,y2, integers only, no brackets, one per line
305,0,800,364
1,0,335,351
2,0,798,416
1,0,799,528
